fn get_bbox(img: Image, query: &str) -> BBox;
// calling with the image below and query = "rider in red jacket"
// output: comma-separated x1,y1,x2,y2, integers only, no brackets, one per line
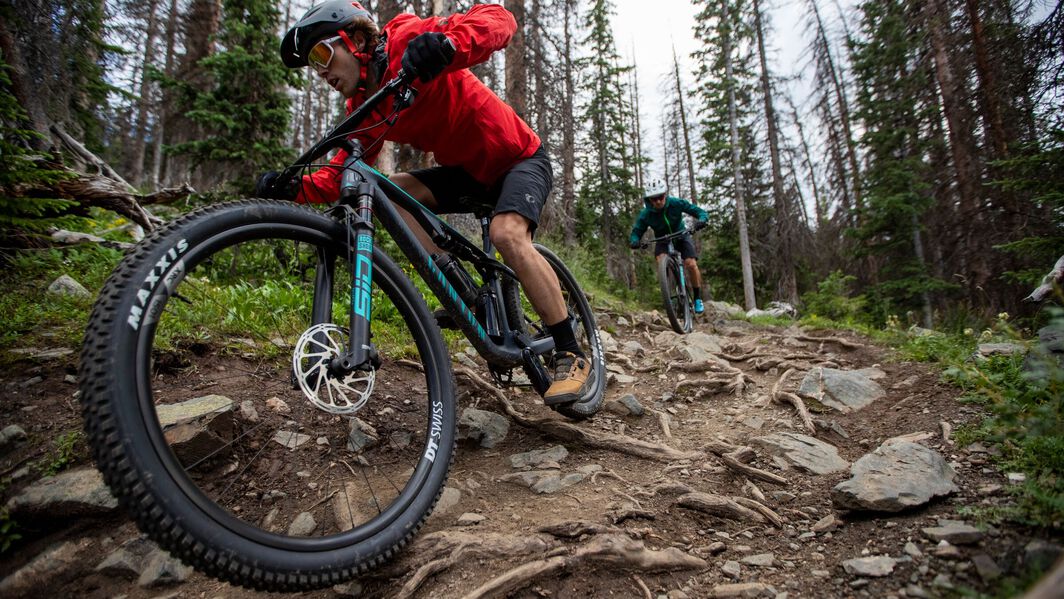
257,1,593,405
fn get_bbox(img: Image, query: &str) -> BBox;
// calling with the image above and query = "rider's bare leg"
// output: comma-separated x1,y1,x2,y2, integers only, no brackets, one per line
683,257,703,290
489,212,566,324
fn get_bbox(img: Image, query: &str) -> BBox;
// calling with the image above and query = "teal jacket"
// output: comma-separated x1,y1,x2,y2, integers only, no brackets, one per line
629,196,708,245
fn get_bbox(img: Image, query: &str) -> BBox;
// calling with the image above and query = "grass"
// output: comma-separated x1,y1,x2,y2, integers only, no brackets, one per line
0,244,122,357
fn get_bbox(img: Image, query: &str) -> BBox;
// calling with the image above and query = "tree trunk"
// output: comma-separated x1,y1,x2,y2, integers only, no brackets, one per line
964,0,1009,159
753,0,798,305
672,47,697,201
722,0,756,311
151,0,181,187
128,0,162,186
503,0,527,120
809,0,861,214
560,0,576,245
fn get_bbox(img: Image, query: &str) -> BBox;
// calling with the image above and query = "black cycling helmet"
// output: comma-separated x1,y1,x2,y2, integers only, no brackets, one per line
280,0,378,68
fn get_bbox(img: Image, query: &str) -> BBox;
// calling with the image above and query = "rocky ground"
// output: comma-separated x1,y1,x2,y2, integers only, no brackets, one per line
1,304,1061,598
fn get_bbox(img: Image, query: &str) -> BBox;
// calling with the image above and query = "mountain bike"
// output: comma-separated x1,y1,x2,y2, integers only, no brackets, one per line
639,229,699,334
78,71,604,591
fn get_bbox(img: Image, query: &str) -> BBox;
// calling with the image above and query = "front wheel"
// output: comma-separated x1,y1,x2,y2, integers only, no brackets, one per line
659,256,693,334
503,244,605,419
79,199,456,591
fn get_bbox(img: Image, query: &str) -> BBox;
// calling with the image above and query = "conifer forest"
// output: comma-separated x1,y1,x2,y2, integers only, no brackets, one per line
2,0,1061,323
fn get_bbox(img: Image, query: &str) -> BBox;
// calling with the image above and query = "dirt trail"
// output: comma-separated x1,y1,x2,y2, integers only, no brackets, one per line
0,308,1053,598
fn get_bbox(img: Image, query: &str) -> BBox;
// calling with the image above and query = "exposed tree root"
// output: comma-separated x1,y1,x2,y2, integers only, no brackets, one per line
652,409,673,440
539,520,626,539
674,377,733,399
771,369,816,434
454,367,702,463
393,531,554,599
396,359,425,372
732,497,785,527
460,533,707,599
611,508,657,525
606,352,660,373
675,492,768,524
633,574,654,599
632,480,695,499
743,479,766,503
796,334,863,350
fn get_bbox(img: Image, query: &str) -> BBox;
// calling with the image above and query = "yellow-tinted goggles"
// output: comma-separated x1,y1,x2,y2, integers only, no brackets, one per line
308,36,341,70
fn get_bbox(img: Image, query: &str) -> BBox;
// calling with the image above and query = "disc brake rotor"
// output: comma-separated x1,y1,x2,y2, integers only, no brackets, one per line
292,323,375,415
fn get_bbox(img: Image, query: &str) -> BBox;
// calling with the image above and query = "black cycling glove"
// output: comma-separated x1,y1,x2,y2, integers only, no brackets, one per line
401,32,456,82
255,171,298,201
692,221,708,232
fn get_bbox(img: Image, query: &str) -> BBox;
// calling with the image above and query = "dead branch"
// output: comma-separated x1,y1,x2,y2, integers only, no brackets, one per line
702,442,788,486
1025,254,1064,302
461,534,707,599
51,124,132,186
50,228,133,250
139,183,196,205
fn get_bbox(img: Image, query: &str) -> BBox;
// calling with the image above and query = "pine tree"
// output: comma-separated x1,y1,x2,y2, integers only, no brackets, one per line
165,0,296,190
0,58,79,245
850,0,943,325
692,0,761,308
577,0,640,285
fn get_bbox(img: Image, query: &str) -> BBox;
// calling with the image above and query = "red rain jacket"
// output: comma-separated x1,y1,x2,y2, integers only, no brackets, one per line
296,4,541,204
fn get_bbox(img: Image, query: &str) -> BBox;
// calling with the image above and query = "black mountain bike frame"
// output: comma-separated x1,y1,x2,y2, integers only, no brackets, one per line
277,72,555,393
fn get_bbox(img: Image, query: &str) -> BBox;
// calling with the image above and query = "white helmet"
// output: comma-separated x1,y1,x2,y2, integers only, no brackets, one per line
643,178,667,200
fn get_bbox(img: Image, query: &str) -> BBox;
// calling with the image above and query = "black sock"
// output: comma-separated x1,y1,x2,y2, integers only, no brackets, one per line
547,317,585,358
693,287,702,301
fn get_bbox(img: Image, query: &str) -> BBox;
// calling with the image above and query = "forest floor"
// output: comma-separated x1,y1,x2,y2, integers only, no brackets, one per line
0,306,1058,598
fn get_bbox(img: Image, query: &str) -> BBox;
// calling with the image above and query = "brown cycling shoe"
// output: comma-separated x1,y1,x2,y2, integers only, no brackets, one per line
543,351,591,406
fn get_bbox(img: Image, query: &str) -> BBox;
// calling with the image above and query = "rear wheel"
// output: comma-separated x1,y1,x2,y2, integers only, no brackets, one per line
503,244,605,419
79,200,455,591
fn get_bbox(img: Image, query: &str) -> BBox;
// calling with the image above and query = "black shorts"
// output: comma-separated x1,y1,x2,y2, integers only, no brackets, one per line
655,234,697,260
406,146,552,232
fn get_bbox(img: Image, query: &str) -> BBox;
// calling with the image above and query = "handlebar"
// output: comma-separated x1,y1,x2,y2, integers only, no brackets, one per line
276,70,417,186
635,227,702,249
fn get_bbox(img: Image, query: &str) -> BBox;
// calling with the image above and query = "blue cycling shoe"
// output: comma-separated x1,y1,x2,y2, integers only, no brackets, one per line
694,299,704,314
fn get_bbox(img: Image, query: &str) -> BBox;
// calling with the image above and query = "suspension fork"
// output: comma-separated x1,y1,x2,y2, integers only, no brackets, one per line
337,170,380,373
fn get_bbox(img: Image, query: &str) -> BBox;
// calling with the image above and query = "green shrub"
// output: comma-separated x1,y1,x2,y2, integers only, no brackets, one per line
800,271,866,323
